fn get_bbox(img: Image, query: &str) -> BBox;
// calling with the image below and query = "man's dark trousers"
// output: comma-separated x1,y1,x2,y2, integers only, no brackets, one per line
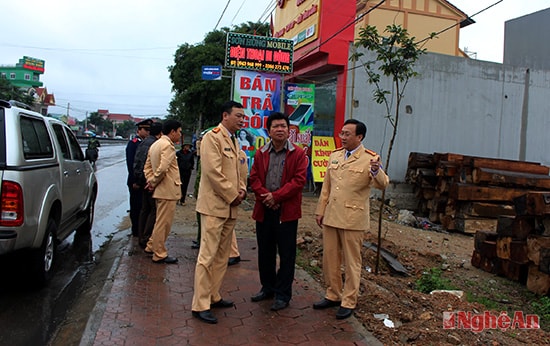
128,186,143,237
255,209,298,303
138,190,156,248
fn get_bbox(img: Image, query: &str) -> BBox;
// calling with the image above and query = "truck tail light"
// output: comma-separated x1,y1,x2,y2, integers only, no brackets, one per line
1,181,24,227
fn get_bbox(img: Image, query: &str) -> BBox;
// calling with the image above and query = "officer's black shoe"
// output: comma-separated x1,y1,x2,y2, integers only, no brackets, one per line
152,256,178,264
335,307,354,319
228,256,241,266
192,310,218,324
313,298,341,309
210,299,234,308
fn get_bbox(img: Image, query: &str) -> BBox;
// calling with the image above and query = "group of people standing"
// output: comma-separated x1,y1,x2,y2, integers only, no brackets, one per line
127,119,184,263
124,100,389,325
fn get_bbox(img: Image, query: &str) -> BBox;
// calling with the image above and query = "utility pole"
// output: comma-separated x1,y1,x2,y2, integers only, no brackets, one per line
85,111,88,131
67,102,70,117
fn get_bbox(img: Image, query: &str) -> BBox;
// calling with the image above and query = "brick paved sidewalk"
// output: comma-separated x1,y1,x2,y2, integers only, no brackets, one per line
81,230,381,345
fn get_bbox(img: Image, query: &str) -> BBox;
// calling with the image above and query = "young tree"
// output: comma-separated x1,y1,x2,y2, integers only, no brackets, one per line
351,24,431,273
0,78,35,105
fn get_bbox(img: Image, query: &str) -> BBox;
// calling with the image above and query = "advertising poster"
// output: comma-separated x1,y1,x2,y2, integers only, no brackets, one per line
284,83,314,181
233,70,282,170
311,136,336,182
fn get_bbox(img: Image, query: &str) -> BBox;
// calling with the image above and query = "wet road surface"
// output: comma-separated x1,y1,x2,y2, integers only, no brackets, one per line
0,143,129,345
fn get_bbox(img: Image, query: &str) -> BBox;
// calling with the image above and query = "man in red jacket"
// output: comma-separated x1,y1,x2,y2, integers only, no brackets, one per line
249,112,308,311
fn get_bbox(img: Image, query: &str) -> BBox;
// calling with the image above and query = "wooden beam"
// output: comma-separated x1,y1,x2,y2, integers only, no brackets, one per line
474,230,498,252
407,152,434,169
496,236,512,260
458,202,515,218
449,183,530,202
455,217,498,234
499,260,528,283
527,264,550,295
469,157,549,175
496,215,535,240
473,168,550,189
526,235,550,265
514,192,550,216
510,240,529,264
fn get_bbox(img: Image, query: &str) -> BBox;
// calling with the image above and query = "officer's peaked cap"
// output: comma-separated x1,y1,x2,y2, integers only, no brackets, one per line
136,119,153,128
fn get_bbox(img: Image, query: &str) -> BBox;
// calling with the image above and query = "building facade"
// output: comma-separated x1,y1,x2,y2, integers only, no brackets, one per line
504,7,550,71
273,0,470,141
0,56,45,89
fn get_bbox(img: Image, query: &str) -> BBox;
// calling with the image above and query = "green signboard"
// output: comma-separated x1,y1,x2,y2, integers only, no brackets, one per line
225,32,294,74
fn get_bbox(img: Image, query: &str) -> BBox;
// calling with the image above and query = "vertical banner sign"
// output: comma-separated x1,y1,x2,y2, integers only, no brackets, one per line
312,136,336,182
284,83,314,182
233,70,282,171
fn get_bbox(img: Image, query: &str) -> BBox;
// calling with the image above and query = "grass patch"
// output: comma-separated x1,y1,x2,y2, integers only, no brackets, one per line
415,267,456,293
296,248,322,276
465,292,502,310
532,296,550,329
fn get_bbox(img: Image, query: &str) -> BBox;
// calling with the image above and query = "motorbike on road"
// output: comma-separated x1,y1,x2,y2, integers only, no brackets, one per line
86,136,101,168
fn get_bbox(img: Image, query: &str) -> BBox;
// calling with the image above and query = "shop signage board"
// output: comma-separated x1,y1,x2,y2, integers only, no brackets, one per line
225,32,293,74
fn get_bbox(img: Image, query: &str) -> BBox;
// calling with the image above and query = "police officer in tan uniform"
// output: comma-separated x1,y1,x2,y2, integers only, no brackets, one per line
191,101,248,324
314,119,389,320
143,120,182,264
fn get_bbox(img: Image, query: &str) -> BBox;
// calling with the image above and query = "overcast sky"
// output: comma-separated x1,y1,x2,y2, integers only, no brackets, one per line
1,0,548,120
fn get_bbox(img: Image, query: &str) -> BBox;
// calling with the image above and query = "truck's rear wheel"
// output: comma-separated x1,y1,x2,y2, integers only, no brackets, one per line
32,219,57,285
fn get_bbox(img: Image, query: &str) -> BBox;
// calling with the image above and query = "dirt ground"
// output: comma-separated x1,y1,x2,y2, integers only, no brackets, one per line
174,191,550,345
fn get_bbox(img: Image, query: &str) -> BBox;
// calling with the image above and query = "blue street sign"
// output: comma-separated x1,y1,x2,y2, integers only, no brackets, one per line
202,65,222,80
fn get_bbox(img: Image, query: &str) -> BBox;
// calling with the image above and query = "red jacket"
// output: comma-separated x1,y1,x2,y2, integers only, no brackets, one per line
249,140,308,222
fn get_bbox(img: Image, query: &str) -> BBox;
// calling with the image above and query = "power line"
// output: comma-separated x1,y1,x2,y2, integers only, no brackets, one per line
1,43,173,60
343,0,505,75
257,0,277,23
294,0,503,73
294,0,386,65
0,42,176,52
230,0,248,26
214,0,233,30
417,0,504,45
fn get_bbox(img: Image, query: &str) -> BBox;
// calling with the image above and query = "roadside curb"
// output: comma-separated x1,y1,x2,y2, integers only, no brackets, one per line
78,230,129,346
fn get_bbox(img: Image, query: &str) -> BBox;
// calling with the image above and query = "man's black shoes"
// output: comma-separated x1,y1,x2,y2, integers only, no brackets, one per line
251,291,274,302
228,256,241,266
210,299,234,308
336,307,354,319
312,298,341,309
270,300,289,311
152,256,178,264
192,310,218,324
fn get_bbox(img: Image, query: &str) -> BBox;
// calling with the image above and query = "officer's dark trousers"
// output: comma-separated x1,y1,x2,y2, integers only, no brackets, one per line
255,209,298,303
138,190,156,248
128,186,143,237
179,170,192,203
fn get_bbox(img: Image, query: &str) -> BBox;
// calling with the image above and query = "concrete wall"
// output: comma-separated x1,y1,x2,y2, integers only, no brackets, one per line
346,49,550,182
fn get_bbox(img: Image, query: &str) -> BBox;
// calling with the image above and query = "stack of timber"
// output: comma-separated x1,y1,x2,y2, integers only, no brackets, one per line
472,192,550,295
406,152,550,234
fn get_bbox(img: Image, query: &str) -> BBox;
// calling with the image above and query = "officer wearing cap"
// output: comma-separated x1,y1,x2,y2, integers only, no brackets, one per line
134,121,163,248
126,119,152,237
